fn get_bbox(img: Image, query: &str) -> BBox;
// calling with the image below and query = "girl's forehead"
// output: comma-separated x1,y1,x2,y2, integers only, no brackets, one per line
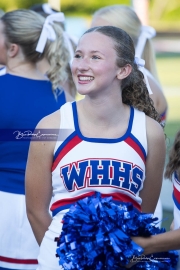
76,32,117,60
78,31,115,49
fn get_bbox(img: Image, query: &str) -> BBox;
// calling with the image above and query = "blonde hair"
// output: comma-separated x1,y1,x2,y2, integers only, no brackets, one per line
92,5,160,83
1,9,69,94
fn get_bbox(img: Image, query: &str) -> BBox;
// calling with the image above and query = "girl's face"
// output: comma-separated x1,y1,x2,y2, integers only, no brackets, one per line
71,31,121,97
0,21,7,65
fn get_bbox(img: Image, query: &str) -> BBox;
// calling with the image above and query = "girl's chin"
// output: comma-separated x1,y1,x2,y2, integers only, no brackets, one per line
77,89,90,96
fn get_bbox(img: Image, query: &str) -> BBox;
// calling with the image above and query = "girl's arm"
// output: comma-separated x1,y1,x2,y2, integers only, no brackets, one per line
139,116,166,213
132,228,180,255
25,110,60,245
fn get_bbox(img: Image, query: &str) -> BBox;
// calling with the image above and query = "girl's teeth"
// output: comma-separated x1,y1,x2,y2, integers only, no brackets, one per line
79,76,94,81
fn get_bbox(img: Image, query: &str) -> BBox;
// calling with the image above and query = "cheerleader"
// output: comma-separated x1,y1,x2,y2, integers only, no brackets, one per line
25,25,165,269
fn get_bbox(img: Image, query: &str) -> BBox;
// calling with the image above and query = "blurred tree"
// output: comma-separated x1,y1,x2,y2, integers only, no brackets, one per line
61,0,130,15
149,0,180,30
1,0,180,31
0,0,46,11
150,0,180,21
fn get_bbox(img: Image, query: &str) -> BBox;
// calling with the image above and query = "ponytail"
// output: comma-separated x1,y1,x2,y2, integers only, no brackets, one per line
122,62,161,123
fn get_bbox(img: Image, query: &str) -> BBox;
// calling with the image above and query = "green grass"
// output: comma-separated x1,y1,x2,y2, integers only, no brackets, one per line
156,55,180,230
156,54,180,87
157,54,180,161
165,121,180,140
156,54,180,141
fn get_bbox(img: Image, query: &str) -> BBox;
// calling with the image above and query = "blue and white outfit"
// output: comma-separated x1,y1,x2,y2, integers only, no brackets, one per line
37,101,148,269
0,74,66,270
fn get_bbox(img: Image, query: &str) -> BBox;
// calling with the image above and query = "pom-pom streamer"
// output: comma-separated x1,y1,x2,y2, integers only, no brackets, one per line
55,192,178,269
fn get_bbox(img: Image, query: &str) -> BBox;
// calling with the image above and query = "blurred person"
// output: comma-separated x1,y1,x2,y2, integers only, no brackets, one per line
25,25,165,269
91,5,168,127
131,130,180,269
30,3,77,99
29,3,59,17
0,9,71,270
91,4,168,227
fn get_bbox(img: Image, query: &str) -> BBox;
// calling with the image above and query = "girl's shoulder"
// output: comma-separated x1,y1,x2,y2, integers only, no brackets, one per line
36,109,60,130
146,115,165,144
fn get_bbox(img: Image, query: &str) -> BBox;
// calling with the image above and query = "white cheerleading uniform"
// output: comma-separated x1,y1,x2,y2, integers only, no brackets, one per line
37,101,148,269
172,171,180,270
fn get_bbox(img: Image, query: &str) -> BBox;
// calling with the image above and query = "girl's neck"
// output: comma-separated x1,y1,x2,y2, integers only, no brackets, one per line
78,94,128,127
6,58,46,80
76,96,130,139
6,61,47,80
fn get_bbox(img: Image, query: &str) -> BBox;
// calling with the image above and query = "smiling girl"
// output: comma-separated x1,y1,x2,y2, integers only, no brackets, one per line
25,26,165,269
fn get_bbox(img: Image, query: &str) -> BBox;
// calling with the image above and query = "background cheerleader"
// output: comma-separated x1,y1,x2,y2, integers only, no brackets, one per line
0,9,71,270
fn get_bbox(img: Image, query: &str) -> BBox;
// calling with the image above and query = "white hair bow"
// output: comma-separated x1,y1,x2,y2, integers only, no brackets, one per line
135,26,156,58
36,12,65,53
134,57,153,94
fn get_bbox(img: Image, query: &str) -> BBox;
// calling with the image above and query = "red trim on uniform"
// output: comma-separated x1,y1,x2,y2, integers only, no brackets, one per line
161,114,166,122
50,191,141,212
173,185,180,204
160,109,167,122
52,135,82,171
0,256,38,264
50,191,95,211
124,137,145,164
101,192,141,212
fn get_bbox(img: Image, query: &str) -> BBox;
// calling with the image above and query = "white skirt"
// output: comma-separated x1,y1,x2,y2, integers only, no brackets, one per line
0,191,39,269
37,211,67,270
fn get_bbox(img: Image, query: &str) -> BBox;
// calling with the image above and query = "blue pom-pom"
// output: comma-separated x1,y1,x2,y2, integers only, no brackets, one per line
55,192,178,269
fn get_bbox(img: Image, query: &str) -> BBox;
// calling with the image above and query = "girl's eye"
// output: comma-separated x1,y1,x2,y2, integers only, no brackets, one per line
92,55,100,59
74,54,82,59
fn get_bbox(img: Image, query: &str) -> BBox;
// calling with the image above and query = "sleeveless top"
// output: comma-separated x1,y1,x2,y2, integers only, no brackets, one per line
51,102,148,216
0,74,66,194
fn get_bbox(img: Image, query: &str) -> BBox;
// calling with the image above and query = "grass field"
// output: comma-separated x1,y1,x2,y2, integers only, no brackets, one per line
156,54,180,144
156,54,180,230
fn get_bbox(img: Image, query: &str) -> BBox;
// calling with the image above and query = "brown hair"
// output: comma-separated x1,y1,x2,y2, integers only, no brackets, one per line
165,130,180,180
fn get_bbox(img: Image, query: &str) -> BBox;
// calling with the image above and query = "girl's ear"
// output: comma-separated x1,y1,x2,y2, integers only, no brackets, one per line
7,43,19,58
117,64,132,80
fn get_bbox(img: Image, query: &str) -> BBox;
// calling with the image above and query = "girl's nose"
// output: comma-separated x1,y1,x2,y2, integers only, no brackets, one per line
77,57,90,71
